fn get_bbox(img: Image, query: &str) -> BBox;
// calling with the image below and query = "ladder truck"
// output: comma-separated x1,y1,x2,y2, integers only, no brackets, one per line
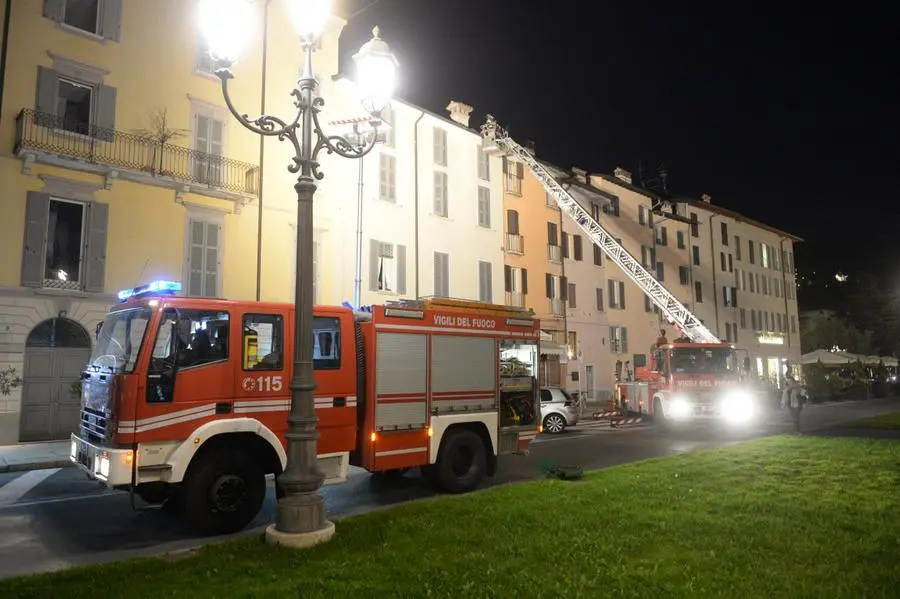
481,116,761,429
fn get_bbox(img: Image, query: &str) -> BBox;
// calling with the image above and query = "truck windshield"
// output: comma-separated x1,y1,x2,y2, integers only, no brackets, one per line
88,307,153,373
669,347,737,375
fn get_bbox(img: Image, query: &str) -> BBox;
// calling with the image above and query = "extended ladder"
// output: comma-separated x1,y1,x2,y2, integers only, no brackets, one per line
480,115,720,344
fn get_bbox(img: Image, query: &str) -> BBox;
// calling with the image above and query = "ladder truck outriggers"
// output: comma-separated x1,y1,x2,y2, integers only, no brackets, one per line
481,116,760,430
70,285,542,535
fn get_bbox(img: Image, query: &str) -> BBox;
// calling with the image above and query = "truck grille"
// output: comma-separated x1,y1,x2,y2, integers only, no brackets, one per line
80,407,109,442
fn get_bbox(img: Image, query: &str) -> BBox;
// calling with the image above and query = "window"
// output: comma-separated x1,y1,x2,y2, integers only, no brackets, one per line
751,310,758,330
477,186,491,228
507,209,520,235
608,280,625,309
593,243,603,266
379,154,396,203
720,252,727,271
547,222,558,246
791,315,797,333
590,202,601,221
35,65,117,141
504,159,523,195
57,78,93,135
735,236,742,260
679,266,690,285
690,213,699,237
596,287,604,310
656,261,665,282
728,254,733,272
641,245,652,268
434,252,450,297
645,295,655,314
477,144,490,180
545,273,555,299
44,198,85,287
567,331,577,356
761,243,770,268
609,326,628,354
546,191,557,209
313,316,341,370
639,206,647,226
657,226,668,246
433,127,447,166
720,222,729,245
478,261,492,302
242,314,284,371
561,232,570,258
379,107,395,147
63,0,100,34
197,34,215,75
694,281,703,303
186,216,222,297
749,273,756,293
194,114,225,185
504,265,527,294
740,308,746,328
151,309,230,374
692,245,701,266
748,240,756,264
603,197,620,217
573,235,583,261
761,277,769,295
433,171,448,217
369,240,406,294
567,283,577,308
723,286,735,307
677,230,686,249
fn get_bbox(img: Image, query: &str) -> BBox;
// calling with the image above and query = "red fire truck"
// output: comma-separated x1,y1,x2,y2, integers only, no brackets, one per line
70,281,542,534
616,341,759,430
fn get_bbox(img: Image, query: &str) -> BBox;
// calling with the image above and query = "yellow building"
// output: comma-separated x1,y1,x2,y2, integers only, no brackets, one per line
0,0,353,444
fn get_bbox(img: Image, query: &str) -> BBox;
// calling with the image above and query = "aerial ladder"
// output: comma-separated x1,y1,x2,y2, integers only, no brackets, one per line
480,115,721,345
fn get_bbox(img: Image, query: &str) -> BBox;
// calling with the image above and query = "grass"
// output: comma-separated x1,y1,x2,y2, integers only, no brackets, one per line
844,411,900,430
3,436,900,599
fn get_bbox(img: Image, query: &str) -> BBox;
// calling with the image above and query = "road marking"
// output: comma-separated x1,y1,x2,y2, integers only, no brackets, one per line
0,468,61,506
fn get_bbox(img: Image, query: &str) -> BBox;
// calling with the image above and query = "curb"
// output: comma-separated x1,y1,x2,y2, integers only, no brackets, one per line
0,458,73,474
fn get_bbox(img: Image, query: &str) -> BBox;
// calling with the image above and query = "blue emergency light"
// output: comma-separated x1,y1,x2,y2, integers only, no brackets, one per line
341,301,373,313
118,280,182,302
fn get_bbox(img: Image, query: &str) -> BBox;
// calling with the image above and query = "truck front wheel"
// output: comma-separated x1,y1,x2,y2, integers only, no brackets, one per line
182,450,266,536
435,428,487,494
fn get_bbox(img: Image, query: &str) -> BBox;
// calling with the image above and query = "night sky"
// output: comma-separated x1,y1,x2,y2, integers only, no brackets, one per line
336,0,897,284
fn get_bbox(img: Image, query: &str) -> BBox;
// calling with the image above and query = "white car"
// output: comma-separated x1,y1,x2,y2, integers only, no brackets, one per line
540,387,580,434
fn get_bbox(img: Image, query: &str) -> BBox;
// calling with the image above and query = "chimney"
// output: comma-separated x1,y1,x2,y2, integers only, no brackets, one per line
525,140,536,155
701,193,712,204
613,167,632,184
445,100,474,128
571,167,588,184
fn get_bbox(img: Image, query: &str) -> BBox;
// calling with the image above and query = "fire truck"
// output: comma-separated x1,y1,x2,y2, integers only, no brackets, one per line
482,116,760,429
70,283,542,535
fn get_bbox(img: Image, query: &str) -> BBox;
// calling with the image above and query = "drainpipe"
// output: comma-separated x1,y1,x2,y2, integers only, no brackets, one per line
353,156,364,307
0,0,12,131
558,199,568,390
254,0,271,301
707,213,721,337
412,111,425,298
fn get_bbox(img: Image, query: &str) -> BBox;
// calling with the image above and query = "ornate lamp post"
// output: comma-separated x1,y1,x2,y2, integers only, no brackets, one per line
199,0,398,547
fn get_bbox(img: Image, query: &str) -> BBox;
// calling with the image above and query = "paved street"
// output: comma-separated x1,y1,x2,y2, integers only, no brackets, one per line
0,397,898,580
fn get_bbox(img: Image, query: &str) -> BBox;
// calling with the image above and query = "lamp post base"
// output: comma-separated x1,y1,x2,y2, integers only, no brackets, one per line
265,520,335,549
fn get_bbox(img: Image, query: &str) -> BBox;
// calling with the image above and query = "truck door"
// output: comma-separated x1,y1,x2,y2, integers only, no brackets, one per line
234,310,289,433
140,307,233,441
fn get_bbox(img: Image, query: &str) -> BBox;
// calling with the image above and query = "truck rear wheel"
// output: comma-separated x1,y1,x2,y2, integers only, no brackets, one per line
182,450,266,536
435,428,487,494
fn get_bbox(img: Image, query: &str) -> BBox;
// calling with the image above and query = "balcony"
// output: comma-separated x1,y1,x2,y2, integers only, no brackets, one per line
505,233,524,254
547,244,562,263
505,291,525,308
14,109,259,204
550,298,565,316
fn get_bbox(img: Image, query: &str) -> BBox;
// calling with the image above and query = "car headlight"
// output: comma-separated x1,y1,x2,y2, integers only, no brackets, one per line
668,396,692,418
721,391,757,423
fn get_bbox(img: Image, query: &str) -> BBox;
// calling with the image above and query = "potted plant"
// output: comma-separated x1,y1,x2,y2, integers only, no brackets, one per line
132,107,189,176
0,366,22,396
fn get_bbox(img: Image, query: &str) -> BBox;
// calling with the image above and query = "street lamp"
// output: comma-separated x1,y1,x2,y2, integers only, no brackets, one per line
199,0,398,547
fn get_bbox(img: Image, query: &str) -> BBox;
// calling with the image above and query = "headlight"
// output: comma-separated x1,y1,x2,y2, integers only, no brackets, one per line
721,391,757,424
668,396,692,419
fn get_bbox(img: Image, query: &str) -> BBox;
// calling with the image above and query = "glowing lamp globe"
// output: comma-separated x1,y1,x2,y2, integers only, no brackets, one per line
286,0,332,41
352,26,399,116
197,0,256,64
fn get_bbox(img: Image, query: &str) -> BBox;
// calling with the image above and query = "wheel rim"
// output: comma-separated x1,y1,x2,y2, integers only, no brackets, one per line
209,474,247,513
545,414,565,433
451,446,475,477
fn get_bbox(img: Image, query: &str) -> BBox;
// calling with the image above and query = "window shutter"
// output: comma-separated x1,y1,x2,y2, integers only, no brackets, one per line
379,154,389,201
619,281,626,309
608,280,615,307
568,284,576,308
547,222,555,245
621,327,628,354
561,232,569,258
21,192,50,288
516,162,524,178
545,273,553,299
507,210,519,235
560,276,568,301
84,201,109,293
596,288,603,311
521,268,528,294
396,244,407,295
101,0,123,42
43,0,64,21
593,243,602,266
573,235,583,261
502,157,508,174
94,84,118,142
504,265,512,292
480,261,492,302
34,66,59,128
368,239,379,291
204,221,220,296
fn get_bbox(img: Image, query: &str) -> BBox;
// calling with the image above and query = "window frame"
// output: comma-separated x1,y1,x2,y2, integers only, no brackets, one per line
241,313,285,372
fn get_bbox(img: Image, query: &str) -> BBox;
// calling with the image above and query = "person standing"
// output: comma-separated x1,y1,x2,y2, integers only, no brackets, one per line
781,376,807,434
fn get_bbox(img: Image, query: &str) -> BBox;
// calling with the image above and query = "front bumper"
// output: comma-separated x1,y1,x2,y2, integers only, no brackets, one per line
70,434,134,487
666,400,760,425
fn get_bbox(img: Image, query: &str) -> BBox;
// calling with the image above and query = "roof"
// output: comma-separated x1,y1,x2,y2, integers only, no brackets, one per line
559,176,617,203
681,199,803,242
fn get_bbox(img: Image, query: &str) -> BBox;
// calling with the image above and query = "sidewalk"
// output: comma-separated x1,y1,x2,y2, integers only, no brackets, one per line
0,441,71,473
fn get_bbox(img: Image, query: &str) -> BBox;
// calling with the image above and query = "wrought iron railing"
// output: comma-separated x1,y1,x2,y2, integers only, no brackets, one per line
15,109,259,196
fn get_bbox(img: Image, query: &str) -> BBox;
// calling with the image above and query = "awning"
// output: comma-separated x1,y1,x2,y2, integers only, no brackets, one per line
539,330,569,363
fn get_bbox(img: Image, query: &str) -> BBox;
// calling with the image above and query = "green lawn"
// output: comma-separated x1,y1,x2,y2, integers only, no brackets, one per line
3,436,900,599
844,411,900,430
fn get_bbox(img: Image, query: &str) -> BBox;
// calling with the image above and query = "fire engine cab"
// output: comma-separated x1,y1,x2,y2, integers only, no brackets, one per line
70,281,542,534
617,341,760,429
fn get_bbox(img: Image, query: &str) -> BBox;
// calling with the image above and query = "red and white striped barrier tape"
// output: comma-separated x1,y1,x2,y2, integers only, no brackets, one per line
610,417,644,427
592,411,621,419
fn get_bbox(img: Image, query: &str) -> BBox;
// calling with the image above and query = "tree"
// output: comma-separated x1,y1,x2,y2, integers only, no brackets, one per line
131,107,189,175
0,366,22,396
846,274,900,356
800,311,873,354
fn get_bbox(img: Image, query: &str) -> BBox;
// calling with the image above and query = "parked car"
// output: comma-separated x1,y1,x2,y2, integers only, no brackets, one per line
540,386,580,434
